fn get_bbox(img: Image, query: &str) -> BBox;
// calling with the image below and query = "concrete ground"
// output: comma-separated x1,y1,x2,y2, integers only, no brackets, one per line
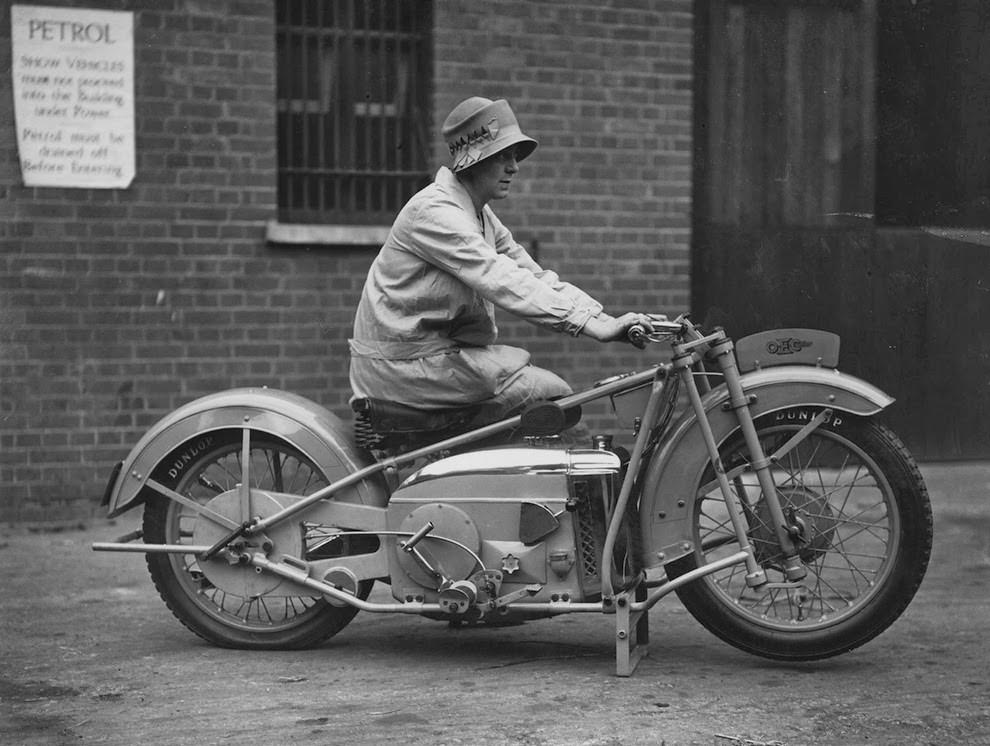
1,462,988,746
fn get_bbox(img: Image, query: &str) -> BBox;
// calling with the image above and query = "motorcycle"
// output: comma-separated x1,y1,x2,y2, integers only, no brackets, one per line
93,316,933,676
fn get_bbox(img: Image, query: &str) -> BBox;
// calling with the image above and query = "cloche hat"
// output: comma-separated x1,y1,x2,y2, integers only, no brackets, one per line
442,97,538,172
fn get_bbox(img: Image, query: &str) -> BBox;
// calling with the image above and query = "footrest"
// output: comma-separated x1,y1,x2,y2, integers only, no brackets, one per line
614,585,649,677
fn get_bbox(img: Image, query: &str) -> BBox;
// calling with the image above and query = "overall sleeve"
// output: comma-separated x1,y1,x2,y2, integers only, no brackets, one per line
488,208,604,314
405,200,602,336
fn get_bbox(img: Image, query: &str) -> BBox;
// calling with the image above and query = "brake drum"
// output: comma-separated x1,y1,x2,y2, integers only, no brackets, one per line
192,490,305,597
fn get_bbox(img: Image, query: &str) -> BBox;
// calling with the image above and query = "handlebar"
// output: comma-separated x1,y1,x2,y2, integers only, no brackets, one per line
627,314,690,346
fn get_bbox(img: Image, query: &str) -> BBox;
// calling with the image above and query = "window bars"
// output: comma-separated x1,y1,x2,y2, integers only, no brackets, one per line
276,1,433,225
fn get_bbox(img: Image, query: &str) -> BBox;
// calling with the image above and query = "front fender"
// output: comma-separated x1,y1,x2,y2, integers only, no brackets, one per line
104,388,385,518
639,366,894,568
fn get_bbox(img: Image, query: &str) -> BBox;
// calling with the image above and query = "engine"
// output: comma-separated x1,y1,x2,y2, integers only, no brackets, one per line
385,447,622,619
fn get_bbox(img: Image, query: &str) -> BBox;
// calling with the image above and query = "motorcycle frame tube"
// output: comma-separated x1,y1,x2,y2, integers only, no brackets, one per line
630,550,751,610
246,546,750,617
638,364,895,570
92,542,214,554
599,366,671,597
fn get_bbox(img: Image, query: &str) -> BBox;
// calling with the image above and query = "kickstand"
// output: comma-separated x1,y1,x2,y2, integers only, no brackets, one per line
614,582,649,676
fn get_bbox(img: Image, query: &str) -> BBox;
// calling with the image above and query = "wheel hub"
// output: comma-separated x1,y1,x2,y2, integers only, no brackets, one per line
750,487,838,565
192,490,305,597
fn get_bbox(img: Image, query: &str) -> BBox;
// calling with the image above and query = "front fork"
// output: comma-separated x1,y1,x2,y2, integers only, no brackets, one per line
673,329,807,586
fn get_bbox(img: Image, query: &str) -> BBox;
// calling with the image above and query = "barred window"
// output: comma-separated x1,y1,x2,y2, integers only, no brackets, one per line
276,1,433,226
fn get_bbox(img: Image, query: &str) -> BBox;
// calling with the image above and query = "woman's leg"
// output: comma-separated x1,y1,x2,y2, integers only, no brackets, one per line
489,364,572,417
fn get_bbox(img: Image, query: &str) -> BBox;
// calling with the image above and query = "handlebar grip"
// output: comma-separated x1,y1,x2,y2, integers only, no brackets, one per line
627,324,648,347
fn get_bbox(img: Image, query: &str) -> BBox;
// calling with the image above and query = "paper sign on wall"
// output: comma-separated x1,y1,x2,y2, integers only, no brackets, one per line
11,5,135,189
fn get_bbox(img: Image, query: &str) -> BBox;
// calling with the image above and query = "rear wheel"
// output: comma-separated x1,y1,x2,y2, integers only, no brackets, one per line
668,409,932,660
143,431,372,649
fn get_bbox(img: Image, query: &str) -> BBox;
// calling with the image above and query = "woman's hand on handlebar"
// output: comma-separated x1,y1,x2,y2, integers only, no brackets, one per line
583,312,663,348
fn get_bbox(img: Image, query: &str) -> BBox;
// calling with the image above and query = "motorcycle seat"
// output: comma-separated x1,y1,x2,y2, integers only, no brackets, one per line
351,397,502,452
353,397,497,434
351,397,581,453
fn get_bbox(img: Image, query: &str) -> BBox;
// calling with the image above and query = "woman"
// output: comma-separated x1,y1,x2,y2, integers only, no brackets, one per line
349,96,654,419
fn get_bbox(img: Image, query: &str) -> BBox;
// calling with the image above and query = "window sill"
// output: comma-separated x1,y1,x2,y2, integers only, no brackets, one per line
266,220,389,246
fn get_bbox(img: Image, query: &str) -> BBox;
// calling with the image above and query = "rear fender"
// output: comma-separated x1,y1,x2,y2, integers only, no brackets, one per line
639,367,894,568
104,388,385,518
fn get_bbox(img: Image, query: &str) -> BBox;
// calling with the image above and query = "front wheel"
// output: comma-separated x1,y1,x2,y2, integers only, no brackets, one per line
143,431,372,649
667,410,933,661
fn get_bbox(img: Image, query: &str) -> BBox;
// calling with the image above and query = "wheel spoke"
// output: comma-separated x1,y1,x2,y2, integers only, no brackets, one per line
270,451,285,492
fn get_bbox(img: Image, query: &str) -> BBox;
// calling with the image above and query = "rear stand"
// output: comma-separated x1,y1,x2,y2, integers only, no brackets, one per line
614,583,650,676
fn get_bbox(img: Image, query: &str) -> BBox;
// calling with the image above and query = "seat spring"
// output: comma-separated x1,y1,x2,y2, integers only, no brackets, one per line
353,412,385,450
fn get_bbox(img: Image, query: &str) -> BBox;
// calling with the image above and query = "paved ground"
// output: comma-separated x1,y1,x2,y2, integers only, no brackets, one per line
1,462,988,746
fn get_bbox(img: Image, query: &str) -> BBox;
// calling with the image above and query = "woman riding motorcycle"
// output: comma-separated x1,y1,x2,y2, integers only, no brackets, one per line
348,96,655,421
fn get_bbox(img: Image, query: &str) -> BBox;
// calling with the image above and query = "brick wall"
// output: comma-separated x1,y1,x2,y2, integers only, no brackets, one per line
0,0,693,523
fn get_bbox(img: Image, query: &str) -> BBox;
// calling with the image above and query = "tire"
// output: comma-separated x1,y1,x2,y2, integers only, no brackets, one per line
667,409,933,661
142,431,372,649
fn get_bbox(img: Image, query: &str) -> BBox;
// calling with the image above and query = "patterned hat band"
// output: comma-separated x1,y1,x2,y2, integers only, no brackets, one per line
441,97,538,173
